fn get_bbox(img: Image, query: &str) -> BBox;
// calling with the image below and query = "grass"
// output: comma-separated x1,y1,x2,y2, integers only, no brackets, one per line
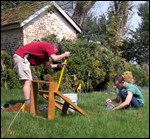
1,88,149,138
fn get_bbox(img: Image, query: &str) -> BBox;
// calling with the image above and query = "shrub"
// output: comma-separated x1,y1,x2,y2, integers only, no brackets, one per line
32,36,149,91
1,35,148,90
1,51,22,89
126,65,149,86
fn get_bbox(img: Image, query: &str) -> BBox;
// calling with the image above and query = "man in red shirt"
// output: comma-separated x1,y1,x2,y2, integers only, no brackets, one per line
13,41,70,105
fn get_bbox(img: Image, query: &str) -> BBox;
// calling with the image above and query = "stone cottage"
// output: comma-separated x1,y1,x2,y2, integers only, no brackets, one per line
1,1,81,55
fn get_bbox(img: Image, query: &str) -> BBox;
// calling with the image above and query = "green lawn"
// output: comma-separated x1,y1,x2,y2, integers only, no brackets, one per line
1,88,149,138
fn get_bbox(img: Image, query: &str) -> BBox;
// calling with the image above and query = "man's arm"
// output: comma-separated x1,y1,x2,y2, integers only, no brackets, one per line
106,95,121,104
112,95,121,104
43,61,58,69
51,52,70,61
112,91,133,110
43,61,66,69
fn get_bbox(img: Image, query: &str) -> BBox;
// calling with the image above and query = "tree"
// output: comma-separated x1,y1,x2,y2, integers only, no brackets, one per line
121,1,149,65
105,1,131,54
72,1,96,27
80,13,108,44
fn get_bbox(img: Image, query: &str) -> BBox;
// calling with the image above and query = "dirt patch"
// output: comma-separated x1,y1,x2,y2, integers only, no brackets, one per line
1,103,30,112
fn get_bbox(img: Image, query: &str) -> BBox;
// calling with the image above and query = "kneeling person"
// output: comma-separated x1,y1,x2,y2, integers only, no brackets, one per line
106,75,144,110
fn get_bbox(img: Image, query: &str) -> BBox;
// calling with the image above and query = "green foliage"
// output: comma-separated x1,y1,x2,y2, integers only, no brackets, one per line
1,51,12,67
104,1,130,54
1,34,148,90
138,1,149,32
1,1,42,11
125,64,149,86
61,39,92,91
90,60,106,87
1,51,22,89
32,65,46,80
120,1,149,65
1,69,22,89
111,57,125,74
80,13,108,44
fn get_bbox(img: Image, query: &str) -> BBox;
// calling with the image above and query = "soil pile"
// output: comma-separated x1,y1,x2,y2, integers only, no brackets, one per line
1,103,30,112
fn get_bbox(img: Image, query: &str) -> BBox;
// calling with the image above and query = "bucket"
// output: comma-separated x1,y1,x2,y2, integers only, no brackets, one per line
60,93,78,113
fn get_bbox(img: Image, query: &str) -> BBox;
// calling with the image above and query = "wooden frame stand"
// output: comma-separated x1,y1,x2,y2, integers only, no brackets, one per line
30,80,87,120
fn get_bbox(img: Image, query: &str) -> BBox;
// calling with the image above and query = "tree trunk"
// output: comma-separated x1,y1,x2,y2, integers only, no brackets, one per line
72,1,96,27
108,1,129,46
116,1,129,46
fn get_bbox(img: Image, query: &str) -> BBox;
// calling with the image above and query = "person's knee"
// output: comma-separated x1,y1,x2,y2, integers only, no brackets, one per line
133,105,140,108
132,103,143,108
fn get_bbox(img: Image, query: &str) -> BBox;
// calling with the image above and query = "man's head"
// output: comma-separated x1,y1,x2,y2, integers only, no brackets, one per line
114,75,125,89
54,43,62,55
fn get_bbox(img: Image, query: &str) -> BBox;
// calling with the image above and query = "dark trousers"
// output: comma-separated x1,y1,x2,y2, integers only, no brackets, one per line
120,89,143,108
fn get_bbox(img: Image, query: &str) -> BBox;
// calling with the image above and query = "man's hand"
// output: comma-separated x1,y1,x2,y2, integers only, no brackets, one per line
106,99,112,104
57,63,67,69
112,91,133,110
51,52,70,61
64,52,70,57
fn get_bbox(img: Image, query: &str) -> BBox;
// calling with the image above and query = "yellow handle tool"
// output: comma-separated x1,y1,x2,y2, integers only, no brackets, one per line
7,103,26,131
57,59,67,91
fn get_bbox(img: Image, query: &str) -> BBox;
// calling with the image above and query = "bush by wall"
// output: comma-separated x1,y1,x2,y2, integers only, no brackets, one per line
1,51,22,89
1,35,149,90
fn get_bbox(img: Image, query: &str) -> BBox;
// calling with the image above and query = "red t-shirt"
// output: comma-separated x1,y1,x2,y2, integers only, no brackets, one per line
15,42,56,66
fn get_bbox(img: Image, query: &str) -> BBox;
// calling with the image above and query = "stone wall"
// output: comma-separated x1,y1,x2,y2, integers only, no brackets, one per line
1,8,79,54
23,9,78,44
1,28,23,55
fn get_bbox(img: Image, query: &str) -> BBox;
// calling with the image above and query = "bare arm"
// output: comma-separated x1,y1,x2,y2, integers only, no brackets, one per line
43,61,66,69
112,95,121,104
106,95,121,104
43,61,58,69
51,52,70,62
113,91,133,110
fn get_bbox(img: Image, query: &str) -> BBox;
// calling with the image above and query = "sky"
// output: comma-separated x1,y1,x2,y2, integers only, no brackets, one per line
90,1,146,31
